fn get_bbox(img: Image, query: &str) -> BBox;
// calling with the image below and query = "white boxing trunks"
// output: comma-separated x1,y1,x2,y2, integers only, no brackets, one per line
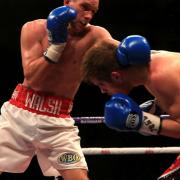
0,84,88,176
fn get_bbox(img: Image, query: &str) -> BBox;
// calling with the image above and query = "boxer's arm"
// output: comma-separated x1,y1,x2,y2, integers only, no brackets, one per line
140,100,180,138
21,19,62,86
160,118,180,138
21,20,50,79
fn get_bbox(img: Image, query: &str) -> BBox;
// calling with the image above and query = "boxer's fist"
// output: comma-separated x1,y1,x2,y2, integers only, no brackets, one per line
104,93,143,131
104,93,161,135
116,35,151,66
47,6,77,43
44,6,77,63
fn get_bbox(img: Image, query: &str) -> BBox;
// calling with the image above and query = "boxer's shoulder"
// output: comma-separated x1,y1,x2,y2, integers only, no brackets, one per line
22,19,46,31
21,19,47,39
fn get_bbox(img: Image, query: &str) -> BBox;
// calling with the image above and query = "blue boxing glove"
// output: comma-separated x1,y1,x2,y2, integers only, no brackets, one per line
104,93,162,135
44,6,77,63
116,35,151,66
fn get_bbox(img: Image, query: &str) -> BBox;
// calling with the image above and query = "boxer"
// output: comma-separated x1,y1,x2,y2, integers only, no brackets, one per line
0,0,113,179
82,35,180,179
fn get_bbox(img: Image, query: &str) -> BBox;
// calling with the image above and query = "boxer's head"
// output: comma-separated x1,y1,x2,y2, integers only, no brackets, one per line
82,38,149,95
64,0,99,33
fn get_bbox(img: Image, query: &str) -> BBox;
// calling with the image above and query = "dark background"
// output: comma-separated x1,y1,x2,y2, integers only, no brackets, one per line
0,0,179,179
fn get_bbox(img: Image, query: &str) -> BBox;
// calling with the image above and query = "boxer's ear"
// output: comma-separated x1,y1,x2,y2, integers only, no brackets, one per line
64,0,70,5
111,71,123,82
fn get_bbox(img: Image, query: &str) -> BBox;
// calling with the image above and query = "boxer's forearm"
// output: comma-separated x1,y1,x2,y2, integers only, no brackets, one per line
160,119,180,138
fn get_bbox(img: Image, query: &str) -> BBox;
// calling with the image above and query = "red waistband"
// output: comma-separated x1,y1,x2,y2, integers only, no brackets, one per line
9,84,73,118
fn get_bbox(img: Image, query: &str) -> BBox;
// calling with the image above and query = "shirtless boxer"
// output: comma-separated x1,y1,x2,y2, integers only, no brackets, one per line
0,0,112,179
81,35,180,179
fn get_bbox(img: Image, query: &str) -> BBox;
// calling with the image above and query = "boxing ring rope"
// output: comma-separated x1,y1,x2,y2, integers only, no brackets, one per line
82,147,180,155
74,116,180,155
74,116,105,124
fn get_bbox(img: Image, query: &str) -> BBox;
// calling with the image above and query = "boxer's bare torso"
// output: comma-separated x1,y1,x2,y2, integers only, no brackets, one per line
146,50,180,120
21,19,111,99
